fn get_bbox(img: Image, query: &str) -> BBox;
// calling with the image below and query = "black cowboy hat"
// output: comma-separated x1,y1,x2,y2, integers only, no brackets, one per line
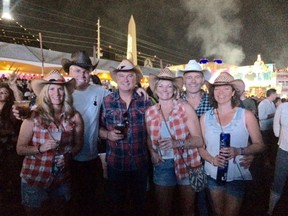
61,51,98,73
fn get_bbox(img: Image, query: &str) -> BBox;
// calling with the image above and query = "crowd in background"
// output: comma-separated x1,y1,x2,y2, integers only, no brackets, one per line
0,54,288,216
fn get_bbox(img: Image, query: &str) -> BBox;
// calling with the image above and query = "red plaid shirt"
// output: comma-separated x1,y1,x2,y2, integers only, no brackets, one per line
145,100,201,180
100,90,153,171
20,112,75,189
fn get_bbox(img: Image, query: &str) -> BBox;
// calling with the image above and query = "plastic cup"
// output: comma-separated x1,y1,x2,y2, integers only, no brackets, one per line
14,100,30,118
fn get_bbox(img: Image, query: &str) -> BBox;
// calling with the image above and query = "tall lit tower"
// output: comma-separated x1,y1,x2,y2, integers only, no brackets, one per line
127,15,137,65
2,0,13,20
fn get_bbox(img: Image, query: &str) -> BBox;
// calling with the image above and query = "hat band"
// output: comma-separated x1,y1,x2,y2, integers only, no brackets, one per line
213,82,233,85
48,78,65,83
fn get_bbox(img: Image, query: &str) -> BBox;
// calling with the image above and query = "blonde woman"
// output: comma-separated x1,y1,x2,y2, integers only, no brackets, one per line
16,70,84,215
145,68,204,216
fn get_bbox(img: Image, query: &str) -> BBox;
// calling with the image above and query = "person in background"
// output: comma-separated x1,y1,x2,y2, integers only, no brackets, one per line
258,88,277,168
146,85,158,104
99,59,152,216
178,60,212,216
7,69,23,101
267,102,288,215
236,81,258,117
199,72,264,216
16,70,84,215
90,74,102,86
274,97,282,108
0,82,22,205
145,68,204,216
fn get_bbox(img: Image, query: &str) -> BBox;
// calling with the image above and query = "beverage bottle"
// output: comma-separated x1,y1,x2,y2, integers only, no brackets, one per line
216,133,230,183
52,149,64,176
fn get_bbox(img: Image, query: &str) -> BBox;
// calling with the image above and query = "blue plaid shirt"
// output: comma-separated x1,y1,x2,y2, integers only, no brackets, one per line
100,90,152,171
181,90,212,118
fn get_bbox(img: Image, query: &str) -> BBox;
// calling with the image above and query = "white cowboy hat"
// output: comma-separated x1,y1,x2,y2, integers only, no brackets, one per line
177,59,211,81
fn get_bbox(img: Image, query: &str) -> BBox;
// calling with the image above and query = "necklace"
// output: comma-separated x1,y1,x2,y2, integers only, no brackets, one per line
160,103,173,121
216,109,224,133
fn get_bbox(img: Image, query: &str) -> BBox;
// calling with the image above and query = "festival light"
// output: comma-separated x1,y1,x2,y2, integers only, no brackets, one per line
1,0,13,20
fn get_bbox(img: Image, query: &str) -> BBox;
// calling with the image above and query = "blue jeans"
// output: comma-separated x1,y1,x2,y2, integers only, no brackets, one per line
207,176,247,198
107,165,148,216
271,148,288,195
153,159,190,186
21,180,71,208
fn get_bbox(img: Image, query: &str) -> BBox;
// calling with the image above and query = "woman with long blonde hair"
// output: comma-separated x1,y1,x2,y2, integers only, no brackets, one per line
16,70,84,215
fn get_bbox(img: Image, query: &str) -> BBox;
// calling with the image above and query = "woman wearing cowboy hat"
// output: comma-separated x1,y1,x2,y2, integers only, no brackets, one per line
199,72,264,216
145,68,204,216
16,70,84,215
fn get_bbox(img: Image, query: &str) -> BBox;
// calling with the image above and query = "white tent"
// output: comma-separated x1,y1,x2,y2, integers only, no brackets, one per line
0,42,160,76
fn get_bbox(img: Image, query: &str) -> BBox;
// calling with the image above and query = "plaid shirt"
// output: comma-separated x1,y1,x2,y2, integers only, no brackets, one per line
20,112,74,189
145,100,202,180
100,90,152,171
181,90,212,118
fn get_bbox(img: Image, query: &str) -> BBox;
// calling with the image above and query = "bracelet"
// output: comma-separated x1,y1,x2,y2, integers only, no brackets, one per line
211,157,216,166
37,144,43,154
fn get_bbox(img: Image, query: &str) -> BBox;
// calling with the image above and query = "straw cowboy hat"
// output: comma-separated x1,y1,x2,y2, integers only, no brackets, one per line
149,68,183,92
177,59,211,81
212,72,245,93
61,51,98,73
31,70,76,96
110,59,143,83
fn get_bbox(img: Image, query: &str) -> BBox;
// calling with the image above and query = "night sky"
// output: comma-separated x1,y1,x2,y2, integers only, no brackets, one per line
5,0,288,68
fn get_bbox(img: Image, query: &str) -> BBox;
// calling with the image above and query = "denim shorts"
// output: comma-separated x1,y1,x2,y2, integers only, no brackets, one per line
153,159,189,186
207,176,247,198
21,179,71,208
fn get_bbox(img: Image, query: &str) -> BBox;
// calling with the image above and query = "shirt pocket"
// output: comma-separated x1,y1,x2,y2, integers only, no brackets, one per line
105,109,123,129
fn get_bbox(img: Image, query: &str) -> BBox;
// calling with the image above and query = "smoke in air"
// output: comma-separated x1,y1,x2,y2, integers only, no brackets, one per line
182,0,245,65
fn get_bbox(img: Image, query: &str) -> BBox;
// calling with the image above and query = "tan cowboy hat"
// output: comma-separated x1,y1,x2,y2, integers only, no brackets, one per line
177,59,211,81
61,51,98,73
212,72,245,93
110,59,143,83
149,68,183,92
31,70,76,96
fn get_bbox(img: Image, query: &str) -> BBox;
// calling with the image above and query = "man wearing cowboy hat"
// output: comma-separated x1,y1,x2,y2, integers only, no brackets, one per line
63,52,149,214
61,50,112,214
178,60,212,117
178,59,213,216
99,59,152,216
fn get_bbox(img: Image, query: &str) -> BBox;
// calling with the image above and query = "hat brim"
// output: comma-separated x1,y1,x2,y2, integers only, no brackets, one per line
109,66,143,84
149,74,183,92
61,58,98,73
31,78,76,96
212,79,245,93
177,69,211,81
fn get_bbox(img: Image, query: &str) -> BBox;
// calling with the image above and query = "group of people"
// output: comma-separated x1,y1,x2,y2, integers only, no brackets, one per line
1,50,287,216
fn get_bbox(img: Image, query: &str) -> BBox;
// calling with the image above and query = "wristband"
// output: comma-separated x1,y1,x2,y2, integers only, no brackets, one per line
37,144,43,154
211,157,216,166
